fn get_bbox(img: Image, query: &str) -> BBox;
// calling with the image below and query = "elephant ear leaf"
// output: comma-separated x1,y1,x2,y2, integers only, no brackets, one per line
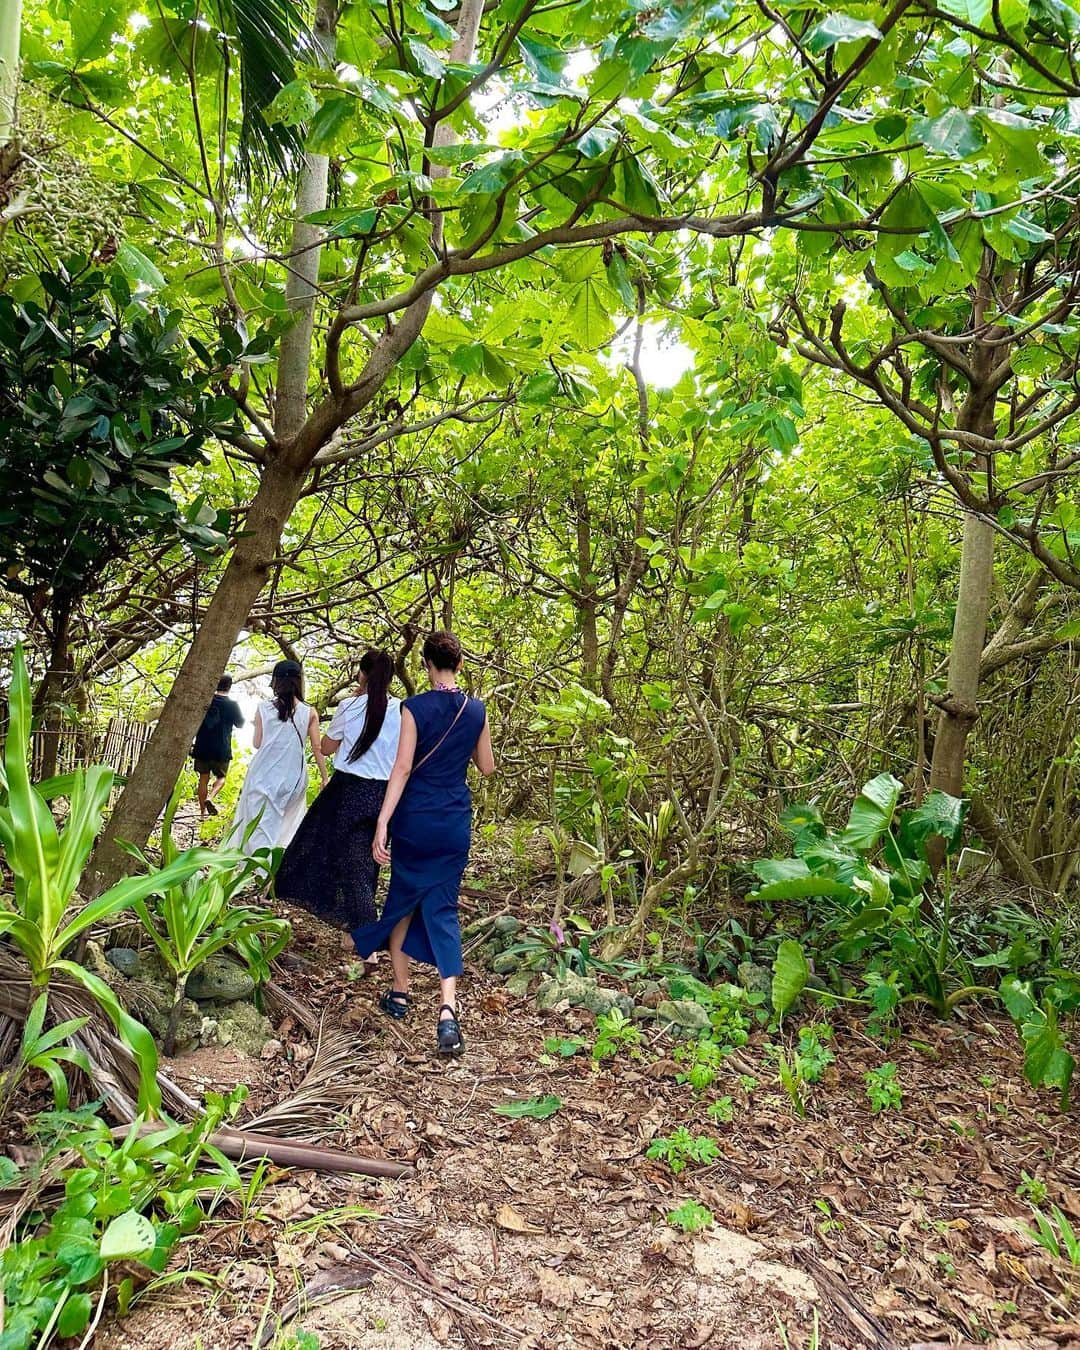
841,773,903,851
897,791,968,859
771,939,809,1017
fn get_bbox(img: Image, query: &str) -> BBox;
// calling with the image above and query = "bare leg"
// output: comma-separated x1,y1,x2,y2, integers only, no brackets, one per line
439,976,457,1020
388,913,412,993
209,774,227,800
196,772,210,815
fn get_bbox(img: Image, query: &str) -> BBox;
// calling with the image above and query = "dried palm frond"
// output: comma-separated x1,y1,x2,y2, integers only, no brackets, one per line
262,977,319,1036
244,1022,372,1141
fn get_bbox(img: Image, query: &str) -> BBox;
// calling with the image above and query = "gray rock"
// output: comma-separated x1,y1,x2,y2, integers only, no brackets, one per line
106,947,141,978
506,971,534,998
656,999,712,1033
633,1006,658,1022
580,987,618,1017
491,950,522,975
214,1001,275,1055
185,957,255,1003
493,916,522,937
535,970,598,1012
614,994,636,1019
737,961,773,1004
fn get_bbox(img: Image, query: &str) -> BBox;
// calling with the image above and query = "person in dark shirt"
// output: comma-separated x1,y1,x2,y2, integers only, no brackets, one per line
192,675,245,818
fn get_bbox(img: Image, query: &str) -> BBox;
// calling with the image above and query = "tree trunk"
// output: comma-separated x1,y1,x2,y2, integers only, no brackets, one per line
0,0,20,144
928,269,1000,803
34,593,74,781
573,485,600,687
87,459,307,893
600,295,650,706
274,0,337,441
929,509,994,800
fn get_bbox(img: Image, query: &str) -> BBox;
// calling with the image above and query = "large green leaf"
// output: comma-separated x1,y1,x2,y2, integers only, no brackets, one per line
3,645,60,940
54,961,161,1113
771,939,809,1015
749,876,857,902
804,13,882,52
1019,1003,1074,1108
897,792,968,859
840,773,903,852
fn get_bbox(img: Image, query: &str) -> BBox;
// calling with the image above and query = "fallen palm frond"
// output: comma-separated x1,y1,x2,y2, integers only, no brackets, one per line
262,976,319,1036
0,948,413,1186
244,1022,372,1141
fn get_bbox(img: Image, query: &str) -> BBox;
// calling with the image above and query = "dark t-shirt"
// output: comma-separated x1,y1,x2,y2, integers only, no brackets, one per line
192,694,245,762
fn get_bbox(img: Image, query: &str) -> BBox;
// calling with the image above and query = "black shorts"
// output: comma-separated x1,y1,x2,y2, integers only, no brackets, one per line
193,757,230,778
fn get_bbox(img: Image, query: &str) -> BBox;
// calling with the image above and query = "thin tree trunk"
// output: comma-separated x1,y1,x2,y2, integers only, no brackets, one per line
88,459,307,893
34,593,74,781
929,509,994,799
573,485,600,687
0,0,20,144
274,0,337,441
600,290,650,706
927,258,1003,878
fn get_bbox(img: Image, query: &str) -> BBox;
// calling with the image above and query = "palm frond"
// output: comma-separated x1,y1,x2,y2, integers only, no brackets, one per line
244,1022,373,1141
216,0,311,182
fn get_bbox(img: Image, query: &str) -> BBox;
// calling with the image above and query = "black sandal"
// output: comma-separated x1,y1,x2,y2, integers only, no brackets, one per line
436,1004,464,1056
379,989,411,1020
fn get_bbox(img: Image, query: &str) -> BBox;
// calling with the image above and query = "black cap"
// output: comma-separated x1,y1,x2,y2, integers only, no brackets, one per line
273,659,302,678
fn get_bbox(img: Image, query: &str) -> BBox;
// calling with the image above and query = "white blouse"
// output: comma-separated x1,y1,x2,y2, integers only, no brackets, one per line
327,694,401,780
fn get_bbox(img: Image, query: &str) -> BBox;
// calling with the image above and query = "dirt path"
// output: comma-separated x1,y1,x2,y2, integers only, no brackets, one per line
98,902,1080,1350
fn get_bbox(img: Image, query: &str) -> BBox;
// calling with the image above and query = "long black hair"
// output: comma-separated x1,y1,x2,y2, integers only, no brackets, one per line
271,660,303,722
347,649,394,762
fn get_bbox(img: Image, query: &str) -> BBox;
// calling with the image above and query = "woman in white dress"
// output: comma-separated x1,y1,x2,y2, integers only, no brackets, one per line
228,659,327,854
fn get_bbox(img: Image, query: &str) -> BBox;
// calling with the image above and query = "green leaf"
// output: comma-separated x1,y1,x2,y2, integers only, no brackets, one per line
897,791,968,858
264,78,318,127
912,108,985,158
71,0,123,61
116,244,166,293
1020,1005,1074,1107
493,1095,562,1119
841,773,903,851
771,939,810,1015
749,876,857,902
55,1292,93,1339
407,39,446,77
100,1210,157,1261
804,13,883,52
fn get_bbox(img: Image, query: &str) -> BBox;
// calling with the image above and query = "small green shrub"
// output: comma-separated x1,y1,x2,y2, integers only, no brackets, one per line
592,1008,641,1062
1016,1171,1048,1206
667,1200,715,1233
646,1127,721,1175
706,1096,735,1123
865,1062,902,1113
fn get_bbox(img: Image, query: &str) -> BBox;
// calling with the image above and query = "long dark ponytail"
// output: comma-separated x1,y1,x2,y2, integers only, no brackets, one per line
347,649,394,761
271,660,303,722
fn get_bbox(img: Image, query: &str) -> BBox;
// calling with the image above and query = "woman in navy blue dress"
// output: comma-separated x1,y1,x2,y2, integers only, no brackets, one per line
351,631,494,1054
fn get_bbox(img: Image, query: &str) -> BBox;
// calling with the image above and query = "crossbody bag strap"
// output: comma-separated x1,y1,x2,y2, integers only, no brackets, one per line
413,695,468,773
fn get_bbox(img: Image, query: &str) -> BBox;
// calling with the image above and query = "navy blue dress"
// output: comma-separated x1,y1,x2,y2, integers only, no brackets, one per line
351,691,486,977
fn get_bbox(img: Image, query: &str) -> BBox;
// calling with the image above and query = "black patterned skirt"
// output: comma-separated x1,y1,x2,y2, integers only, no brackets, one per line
273,772,387,930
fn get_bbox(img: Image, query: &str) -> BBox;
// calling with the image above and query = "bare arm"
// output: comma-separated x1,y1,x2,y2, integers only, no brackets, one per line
472,716,495,776
321,734,342,757
252,706,263,750
309,709,329,785
372,709,417,864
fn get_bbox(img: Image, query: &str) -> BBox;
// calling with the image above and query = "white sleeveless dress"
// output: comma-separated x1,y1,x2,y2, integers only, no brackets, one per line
228,699,310,854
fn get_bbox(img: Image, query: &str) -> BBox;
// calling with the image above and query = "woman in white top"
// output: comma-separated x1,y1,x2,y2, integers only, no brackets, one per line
228,659,327,855
273,649,401,943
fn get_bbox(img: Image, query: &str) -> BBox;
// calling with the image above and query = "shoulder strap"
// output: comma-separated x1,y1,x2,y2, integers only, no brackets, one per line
413,695,468,773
